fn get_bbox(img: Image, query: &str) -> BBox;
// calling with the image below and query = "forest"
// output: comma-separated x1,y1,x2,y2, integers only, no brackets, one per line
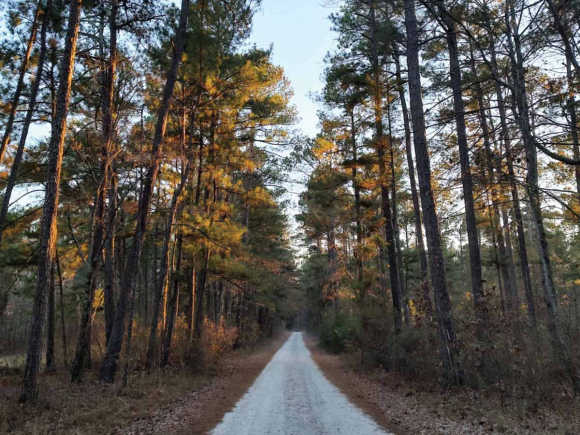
1,0,580,433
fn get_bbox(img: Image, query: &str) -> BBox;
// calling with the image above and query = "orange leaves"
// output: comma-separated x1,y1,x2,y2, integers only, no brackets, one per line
202,317,238,357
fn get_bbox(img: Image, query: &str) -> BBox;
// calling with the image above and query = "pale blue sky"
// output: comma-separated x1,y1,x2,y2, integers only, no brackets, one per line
248,1,338,137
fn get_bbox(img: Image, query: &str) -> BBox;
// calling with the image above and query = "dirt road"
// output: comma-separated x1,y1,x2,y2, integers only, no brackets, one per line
211,332,391,435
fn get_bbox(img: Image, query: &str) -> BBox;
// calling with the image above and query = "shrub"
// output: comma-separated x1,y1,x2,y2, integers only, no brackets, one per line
202,317,238,357
319,311,362,353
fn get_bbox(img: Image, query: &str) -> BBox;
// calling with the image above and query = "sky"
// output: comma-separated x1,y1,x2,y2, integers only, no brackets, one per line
247,0,339,137
245,0,340,242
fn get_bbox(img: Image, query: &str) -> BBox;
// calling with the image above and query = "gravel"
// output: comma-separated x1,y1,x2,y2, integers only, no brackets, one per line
211,332,392,435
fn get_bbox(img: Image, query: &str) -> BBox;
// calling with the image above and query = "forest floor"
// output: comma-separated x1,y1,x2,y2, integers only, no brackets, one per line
305,335,580,435
0,331,289,435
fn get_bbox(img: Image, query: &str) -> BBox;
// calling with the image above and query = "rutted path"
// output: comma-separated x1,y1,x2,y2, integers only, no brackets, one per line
211,332,392,435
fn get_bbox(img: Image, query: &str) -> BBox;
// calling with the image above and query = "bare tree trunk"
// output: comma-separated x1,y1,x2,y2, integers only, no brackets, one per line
369,1,402,333
387,83,409,327
193,248,211,339
121,276,138,388
506,0,579,391
437,3,486,334
161,232,183,367
186,259,196,341
469,46,517,317
99,0,190,383
56,252,69,366
46,262,56,372
0,1,41,166
349,111,364,287
0,0,53,246
104,160,117,344
394,53,432,318
489,35,537,329
71,0,118,383
544,0,580,74
145,120,193,370
19,0,83,404
327,218,340,313
566,59,580,215
142,248,149,322
403,0,464,386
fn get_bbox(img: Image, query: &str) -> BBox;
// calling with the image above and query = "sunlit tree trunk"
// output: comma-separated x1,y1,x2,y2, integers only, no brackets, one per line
99,0,190,383
146,112,193,371
71,0,118,382
20,0,83,404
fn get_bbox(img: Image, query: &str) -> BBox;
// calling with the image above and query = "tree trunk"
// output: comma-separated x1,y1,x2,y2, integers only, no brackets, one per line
544,0,580,74
369,0,402,333
394,52,432,318
566,59,580,215
99,0,190,383
468,46,517,317
327,218,340,313
0,1,41,166
46,262,56,372
437,3,486,334
56,252,69,366
387,82,409,326
145,116,193,370
71,0,118,383
161,233,183,367
506,0,579,391
104,159,117,345
349,110,364,288
0,0,53,246
186,259,196,341
142,248,149,322
403,0,464,386
19,0,83,404
193,248,211,339
489,35,537,329
121,275,138,388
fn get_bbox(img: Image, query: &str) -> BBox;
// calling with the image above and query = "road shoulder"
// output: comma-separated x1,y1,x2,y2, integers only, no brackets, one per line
304,334,407,435
159,331,290,435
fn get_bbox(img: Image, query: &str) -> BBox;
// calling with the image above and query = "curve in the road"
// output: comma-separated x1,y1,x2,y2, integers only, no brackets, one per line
211,332,393,435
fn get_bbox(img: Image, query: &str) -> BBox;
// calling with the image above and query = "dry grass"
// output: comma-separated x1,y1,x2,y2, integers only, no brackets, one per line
0,365,211,435
0,319,287,435
308,333,580,435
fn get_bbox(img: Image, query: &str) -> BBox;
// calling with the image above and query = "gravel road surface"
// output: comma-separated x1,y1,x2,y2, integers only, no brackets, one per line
211,332,392,435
